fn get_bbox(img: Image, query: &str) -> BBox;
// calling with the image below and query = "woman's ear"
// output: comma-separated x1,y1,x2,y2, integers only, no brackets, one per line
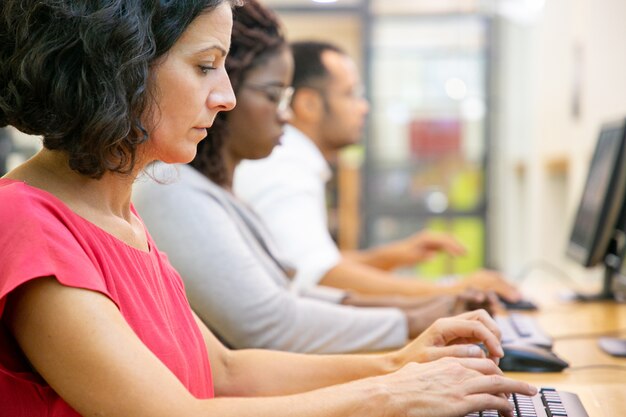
290,87,323,123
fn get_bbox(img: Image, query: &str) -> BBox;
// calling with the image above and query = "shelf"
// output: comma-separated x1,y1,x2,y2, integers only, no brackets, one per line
512,155,569,177
545,155,569,175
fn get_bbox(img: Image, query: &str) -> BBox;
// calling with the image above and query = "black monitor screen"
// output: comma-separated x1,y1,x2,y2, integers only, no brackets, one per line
567,120,626,267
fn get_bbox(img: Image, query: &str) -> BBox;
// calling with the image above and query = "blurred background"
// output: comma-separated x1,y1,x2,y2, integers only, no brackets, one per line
4,0,626,287
262,0,626,286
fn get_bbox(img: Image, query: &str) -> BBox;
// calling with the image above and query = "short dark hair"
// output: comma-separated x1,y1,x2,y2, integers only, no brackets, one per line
0,0,237,179
191,0,286,185
290,41,345,91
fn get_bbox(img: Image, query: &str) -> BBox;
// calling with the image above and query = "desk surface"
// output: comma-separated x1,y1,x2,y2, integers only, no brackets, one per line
506,276,626,416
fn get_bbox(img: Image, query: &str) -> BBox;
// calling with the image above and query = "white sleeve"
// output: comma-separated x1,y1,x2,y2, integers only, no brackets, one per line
235,162,341,293
134,179,408,353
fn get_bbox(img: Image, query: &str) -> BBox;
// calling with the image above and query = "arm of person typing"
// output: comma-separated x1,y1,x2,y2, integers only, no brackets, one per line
342,230,467,271
195,309,518,397
237,177,520,302
322,257,457,296
5,278,533,417
322,258,521,302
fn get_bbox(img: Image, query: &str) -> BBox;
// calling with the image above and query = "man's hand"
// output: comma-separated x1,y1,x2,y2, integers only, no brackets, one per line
387,231,467,266
345,231,467,271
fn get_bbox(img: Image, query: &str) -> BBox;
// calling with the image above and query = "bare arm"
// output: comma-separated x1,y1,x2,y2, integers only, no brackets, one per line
341,290,502,315
321,258,522,301
343,231,466,271
321,258,456,297
341,292,440,309
5,278,201,417
192,312,395,397
199,309,508,396
5,277,533,417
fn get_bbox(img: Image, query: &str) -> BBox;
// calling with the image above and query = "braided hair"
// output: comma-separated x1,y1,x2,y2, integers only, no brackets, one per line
190,0,286,185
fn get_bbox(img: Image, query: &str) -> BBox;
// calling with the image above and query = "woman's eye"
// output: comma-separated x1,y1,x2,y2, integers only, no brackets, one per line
267,89,282,102
199,65,216,74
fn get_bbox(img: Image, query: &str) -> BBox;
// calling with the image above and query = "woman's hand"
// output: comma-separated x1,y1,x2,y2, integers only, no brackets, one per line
452,288,504,316
403,291,503,338
395,309,503,365
352,357,537,417
457,269,522,302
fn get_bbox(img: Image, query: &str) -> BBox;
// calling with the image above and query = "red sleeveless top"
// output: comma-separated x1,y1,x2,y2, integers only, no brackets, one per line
0,179,213,416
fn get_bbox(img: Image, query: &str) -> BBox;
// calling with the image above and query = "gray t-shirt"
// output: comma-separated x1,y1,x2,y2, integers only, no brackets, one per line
133,164,407,353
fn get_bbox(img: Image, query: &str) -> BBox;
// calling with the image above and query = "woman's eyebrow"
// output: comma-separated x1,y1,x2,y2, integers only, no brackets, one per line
196,45,229,57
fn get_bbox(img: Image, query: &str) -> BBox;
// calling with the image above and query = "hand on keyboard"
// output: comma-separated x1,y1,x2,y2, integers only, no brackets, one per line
360,357,537,417
458,269,523,303
399,309,505,364
466,388,589,417
453,288,504,316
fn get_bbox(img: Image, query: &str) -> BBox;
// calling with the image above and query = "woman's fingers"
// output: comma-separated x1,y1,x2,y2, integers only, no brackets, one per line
465,373,537,397
464,393,516,417
458,363,537,416
430,311,504,360
376,357,537,417
422,344,486,361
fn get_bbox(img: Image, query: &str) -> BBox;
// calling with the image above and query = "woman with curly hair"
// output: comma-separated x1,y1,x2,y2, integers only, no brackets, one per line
0,0,534,416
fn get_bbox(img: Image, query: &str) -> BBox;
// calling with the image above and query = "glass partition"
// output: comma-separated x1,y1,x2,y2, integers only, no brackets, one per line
365,15,491,276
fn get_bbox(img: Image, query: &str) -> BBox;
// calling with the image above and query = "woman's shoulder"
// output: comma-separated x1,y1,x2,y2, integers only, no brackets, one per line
0,178,61,217
1,175,78,209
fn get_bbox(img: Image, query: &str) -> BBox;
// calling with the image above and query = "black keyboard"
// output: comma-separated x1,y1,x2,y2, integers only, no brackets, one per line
495,313,553,349
466,388,589,417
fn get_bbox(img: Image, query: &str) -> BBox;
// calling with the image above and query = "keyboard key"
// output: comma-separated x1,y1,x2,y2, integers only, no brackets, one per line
464,388,589,417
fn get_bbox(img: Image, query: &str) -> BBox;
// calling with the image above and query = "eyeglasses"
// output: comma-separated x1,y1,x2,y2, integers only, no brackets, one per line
242,83,294,114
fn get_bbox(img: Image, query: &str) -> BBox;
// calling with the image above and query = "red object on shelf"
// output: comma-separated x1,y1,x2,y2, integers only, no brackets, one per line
410,119,461,158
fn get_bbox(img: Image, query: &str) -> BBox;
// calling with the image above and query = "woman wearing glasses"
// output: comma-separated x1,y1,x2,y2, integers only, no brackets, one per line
134,0,498,354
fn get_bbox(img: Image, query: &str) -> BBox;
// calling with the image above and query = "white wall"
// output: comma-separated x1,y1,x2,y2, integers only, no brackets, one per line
492,0,626,283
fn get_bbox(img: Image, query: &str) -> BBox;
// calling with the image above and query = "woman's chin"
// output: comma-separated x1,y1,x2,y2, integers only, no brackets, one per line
159,149,198,165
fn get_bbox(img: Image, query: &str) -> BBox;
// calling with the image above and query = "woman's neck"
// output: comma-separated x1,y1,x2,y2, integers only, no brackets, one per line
14,149,137,221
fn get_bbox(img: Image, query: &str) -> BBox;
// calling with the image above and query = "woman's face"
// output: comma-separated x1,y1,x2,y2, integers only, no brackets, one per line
224,47,294,161
145,3,237,165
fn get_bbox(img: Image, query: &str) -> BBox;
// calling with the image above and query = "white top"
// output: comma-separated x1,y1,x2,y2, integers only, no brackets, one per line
235,125,342,293
133,164,408,353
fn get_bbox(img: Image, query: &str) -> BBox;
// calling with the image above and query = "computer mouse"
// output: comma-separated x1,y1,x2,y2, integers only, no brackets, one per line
498,296,538,311
499,343,569,372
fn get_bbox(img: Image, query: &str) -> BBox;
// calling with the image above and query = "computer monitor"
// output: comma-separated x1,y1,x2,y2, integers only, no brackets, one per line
566,118,626,300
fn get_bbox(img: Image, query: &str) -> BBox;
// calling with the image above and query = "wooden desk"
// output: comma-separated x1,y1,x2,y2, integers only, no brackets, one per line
504,277,626,416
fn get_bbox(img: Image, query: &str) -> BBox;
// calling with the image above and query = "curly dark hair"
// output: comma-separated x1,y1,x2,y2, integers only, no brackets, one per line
0,0,239,179
190,0,286,185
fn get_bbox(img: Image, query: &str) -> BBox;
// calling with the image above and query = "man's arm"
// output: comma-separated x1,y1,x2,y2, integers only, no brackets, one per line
343,231,466,271
322,257,457,297
322,258,522,301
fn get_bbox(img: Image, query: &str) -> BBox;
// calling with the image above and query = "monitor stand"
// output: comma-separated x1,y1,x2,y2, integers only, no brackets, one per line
572,250,622,301
571,261,617,302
